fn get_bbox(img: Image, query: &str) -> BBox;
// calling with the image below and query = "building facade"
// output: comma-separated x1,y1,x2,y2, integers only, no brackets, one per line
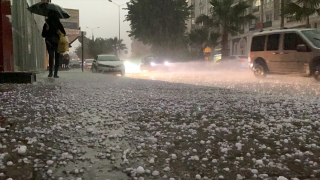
0,0,49,73
190,0,320,56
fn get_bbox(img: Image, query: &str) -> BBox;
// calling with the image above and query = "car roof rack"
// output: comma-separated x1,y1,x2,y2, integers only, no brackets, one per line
259,27,289,32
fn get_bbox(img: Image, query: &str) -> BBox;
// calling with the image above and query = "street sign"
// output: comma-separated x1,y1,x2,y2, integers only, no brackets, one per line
204,47,211,53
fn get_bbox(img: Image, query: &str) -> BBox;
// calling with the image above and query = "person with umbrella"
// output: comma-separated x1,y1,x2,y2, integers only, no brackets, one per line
28,2,70,78
42,10,66,78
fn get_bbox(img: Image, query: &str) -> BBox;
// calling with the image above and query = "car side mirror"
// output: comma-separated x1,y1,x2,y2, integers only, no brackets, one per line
296,44,307,52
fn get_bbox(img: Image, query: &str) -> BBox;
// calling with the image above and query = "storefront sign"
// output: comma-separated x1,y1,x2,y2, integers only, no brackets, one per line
60,8,79,43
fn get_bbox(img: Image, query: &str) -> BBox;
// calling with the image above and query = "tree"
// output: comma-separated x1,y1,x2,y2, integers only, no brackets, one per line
195,0,256,58
105,37,127,57
283,0,320,27
188,28,209,58
126,0,191,58
76,36,115,58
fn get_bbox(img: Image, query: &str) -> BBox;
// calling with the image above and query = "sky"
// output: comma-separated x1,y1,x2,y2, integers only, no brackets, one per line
52,0,131,55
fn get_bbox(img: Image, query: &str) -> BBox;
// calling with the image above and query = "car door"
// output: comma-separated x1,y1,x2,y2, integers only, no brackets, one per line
281,32,312,73
265,33,283,73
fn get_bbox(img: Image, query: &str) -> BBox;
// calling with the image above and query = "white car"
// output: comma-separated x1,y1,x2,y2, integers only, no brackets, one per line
91,54,125,76
84,59,94,69
215,55,249,70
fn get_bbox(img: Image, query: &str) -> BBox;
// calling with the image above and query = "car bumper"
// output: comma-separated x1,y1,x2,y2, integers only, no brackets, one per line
98,66,124,73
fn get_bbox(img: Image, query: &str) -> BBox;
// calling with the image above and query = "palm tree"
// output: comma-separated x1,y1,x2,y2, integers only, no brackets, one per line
106,37,127,56
283,0,320,27
195,0,256,58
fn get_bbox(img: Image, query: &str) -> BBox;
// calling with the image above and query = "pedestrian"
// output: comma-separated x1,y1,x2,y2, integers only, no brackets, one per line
65,54,70,69
42,10,66,78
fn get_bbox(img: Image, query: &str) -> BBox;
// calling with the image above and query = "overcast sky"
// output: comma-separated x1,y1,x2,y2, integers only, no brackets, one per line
52,0,131,55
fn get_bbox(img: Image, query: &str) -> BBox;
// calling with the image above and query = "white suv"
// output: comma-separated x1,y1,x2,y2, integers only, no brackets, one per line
248,28,320,81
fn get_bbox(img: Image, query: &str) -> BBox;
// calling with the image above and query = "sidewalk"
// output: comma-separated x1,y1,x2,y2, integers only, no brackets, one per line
0,71,131,180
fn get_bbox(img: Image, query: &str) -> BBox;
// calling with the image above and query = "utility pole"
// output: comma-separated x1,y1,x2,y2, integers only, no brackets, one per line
86,27,100,41
108,0,126,57
81,31,84,72
280,0,285,28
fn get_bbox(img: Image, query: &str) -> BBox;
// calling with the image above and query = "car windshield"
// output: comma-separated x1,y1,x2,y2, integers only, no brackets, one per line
99,55,120,61
70,60,78,63
301,29,320,48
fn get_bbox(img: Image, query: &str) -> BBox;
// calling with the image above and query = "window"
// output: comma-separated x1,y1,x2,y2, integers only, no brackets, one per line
253,0,261,6
265,13,272,22
302,29,320,48
266,34,280,51
283,33,305,50
98,55,120,61
251,35,266,51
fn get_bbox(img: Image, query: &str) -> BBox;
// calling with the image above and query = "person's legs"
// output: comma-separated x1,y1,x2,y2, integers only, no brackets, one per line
54,51,61,78
48,49,54,77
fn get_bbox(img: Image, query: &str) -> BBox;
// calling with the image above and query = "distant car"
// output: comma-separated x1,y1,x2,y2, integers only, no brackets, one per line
69,60,81,68
140,56,170,71
215,55,249,70
85,59,94,69
91,54,125,76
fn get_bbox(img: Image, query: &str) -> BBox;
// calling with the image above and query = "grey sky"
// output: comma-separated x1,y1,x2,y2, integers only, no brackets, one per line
52,0,131,55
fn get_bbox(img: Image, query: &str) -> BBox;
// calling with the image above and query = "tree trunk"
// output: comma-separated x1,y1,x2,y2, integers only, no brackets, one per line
280,0,285,28
221,30,229,58
306,16,311,28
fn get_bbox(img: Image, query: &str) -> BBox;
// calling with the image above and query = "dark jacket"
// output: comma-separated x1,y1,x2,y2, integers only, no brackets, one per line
42,18,66,50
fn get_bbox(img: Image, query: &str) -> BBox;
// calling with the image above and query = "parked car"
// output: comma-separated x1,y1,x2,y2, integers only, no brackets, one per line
91,54,125,76
215,55,249,70
84,59,94,69
140,56,170,71
248,28,320,81
69,60,81,68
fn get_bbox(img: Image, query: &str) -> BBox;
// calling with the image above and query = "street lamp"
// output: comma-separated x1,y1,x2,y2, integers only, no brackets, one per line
108,0,126,56
86,27,100,40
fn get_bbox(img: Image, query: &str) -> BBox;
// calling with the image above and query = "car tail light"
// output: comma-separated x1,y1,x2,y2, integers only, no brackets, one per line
240,59,245,63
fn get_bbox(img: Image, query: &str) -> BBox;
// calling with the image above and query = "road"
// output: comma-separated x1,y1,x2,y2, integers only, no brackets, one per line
0,67,320,180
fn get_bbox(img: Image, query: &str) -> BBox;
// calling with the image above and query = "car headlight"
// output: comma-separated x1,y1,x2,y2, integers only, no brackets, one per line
151,62,156,66
164,61,169,66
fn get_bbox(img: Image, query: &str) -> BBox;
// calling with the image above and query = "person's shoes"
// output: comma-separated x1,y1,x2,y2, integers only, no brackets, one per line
48,73,53,77
53,75,59,78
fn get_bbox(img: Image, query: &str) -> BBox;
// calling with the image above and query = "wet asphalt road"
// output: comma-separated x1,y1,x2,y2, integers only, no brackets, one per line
1,67,320,180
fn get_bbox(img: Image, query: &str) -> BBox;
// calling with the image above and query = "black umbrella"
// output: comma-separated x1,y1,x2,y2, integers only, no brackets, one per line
28,2,70,19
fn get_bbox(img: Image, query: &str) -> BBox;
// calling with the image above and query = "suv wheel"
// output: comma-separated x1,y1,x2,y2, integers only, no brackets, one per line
253,64,266,78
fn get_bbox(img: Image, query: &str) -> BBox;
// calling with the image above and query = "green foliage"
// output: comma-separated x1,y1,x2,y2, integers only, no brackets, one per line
75,36,127,58
283,0,320,26
195,0,256,58
126,0,192,58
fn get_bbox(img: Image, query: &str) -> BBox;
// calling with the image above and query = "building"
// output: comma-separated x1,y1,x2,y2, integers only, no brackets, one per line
0,0,50,73
190,0,320,56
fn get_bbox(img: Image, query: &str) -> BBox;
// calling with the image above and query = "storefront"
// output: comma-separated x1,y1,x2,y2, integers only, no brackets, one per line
0,0,14,72
0,0,49,72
